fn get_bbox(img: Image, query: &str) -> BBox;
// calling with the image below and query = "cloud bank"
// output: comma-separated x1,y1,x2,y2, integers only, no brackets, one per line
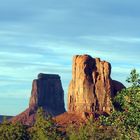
0,0,140,115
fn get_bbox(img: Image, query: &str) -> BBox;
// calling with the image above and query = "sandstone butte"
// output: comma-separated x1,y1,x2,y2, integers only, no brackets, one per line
11,73,66,125
11,54,125,126
67,55,125,118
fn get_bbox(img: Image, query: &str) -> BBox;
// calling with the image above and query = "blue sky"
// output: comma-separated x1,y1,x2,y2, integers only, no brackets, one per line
0,0,140,115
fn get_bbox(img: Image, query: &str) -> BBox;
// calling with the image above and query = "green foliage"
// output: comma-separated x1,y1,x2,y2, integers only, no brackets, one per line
0,121,29,140
126,68,140,87
100,69,140,139
29,107,62,140
0,108,63,140
66,118,120,140
2,116,7,123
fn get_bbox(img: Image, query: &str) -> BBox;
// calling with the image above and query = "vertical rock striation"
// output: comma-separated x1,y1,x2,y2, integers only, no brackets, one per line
68,55,125,115
29,73,66,116
11,73,65,125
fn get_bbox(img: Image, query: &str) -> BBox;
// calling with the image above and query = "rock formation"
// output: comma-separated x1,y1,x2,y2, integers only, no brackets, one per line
68,55,125,116
11,73,65,125
11,55,125,125
112,80,125,96
29,73,65,115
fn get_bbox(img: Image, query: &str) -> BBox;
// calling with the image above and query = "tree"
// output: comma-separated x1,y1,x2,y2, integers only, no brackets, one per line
126,68,140,87
0,121,29,140
66,118,120,140
100,69,140,139
29,107,62,140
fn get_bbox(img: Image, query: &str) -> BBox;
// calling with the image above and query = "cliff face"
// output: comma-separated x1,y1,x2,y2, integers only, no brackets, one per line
11,73,65,125
29,73,65,116
68,55,125,115
11,55,125,125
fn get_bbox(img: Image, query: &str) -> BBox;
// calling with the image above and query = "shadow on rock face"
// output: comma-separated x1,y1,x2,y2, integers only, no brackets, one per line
11,73,66,125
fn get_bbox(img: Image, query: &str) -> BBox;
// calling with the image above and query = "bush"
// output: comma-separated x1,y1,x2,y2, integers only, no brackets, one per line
66,118,120,140
0,121,29,140
29,107,62,140
0,108,63,140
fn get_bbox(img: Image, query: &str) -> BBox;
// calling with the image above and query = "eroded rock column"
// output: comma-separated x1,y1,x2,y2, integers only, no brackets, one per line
68,55,125,115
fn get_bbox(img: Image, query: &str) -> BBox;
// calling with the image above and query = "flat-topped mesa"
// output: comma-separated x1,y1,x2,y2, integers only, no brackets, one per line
29,73,65,116
38,73,60,79
11,73,65,125
68,55,125,116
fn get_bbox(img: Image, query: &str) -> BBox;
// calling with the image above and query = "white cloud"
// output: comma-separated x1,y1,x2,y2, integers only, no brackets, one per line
0,0,140,115
79,35,140,43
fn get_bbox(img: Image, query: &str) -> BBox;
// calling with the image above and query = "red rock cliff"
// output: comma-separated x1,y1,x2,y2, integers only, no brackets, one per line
68,55,125,115
29,73,65,116
11,73,66,125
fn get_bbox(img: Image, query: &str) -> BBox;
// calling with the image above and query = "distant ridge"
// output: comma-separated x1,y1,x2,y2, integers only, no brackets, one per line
0,115,13,123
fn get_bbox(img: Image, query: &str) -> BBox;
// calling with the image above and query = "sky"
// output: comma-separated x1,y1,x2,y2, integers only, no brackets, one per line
0,0,140,116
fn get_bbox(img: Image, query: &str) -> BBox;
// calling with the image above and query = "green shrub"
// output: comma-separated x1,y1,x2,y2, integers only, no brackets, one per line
100,69,140,139
29,107,62,140
0,121,29,140
66,118,120,140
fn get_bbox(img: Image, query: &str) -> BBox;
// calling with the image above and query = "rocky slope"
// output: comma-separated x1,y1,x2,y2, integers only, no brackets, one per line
68,55,125,117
